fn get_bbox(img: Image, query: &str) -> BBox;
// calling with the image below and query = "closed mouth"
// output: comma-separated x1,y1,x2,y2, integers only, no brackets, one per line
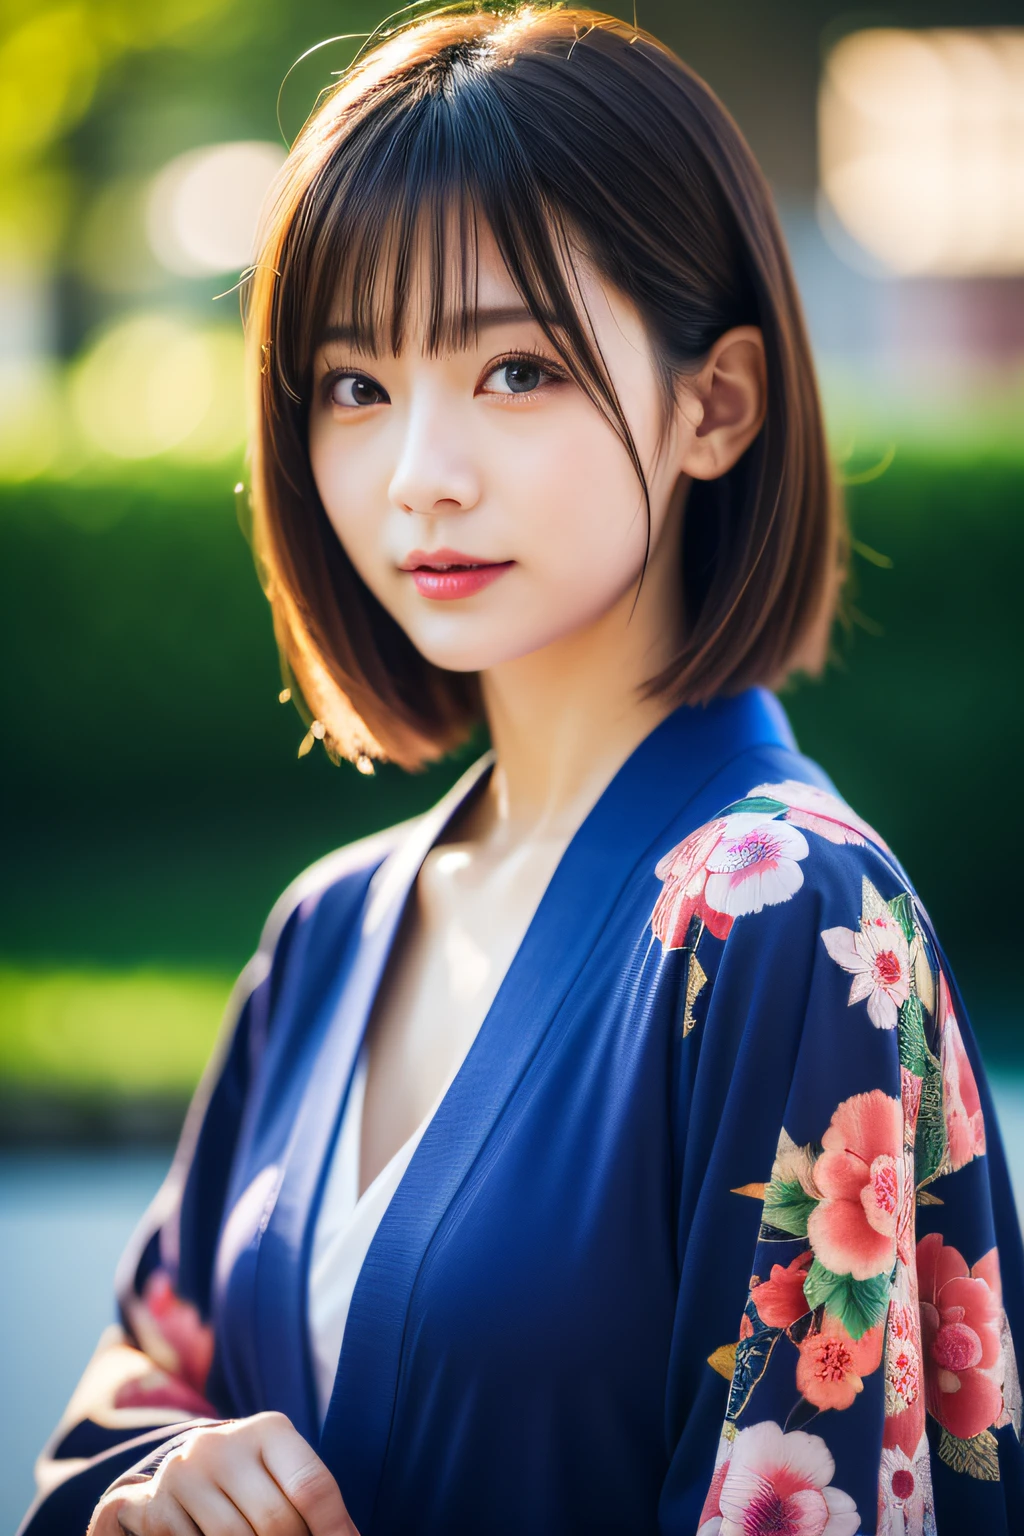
399,548,513,573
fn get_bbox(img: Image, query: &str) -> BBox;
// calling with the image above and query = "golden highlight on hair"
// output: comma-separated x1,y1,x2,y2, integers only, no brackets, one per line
243,4,845,770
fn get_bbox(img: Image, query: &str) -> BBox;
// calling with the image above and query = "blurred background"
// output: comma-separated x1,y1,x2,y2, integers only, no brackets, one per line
2,0,1023,1522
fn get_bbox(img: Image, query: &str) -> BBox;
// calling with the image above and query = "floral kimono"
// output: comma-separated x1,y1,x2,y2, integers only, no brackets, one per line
19,689,1024,1535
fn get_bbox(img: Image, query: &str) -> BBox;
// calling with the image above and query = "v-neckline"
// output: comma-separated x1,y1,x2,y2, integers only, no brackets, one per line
251,687,798,1522
249,748,498,1437
352,1030,473,1208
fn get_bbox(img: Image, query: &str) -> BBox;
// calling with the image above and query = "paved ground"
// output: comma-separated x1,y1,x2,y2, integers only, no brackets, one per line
3,1080,1023,1533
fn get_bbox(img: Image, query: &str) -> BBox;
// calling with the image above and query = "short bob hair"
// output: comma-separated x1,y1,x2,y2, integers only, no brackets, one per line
244,3,845,771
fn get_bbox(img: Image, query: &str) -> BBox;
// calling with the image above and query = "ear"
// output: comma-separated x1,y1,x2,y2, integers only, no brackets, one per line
674,325,767,481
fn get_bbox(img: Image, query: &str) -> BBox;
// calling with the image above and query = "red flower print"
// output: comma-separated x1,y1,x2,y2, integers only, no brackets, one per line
653,819,734,945
917,1233,1004,1440
114,1366,216,1417
126,1267,215,1395
806,1090,903,1281
938,975,986,1171
877,1439,934,1536
751,1251,814,1329
796,1315,884,1411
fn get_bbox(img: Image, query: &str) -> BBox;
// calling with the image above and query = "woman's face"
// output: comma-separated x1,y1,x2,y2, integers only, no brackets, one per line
308,228,692,676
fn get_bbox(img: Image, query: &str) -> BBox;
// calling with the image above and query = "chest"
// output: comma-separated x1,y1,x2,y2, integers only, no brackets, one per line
358,833,568,1193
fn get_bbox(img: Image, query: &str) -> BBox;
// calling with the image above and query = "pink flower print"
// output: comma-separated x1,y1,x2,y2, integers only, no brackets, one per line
821,914,910,1031
697,1421,860,1536
917,1233,1004,1440
883,1302,925,1457
113,1366,216,1418
702,815,809,920
653,812,809,949
937,975,986,1171
796,1316,884,1411
972,1248,1021,1433
699,1460,730,1532
653,818,735,945
894,1071,921,1268
972,1247,1002,1305
900,1067,922,1141
806,1090,903,1281
748,780,888,850
127,1268,215,1394
751,1250,814,1329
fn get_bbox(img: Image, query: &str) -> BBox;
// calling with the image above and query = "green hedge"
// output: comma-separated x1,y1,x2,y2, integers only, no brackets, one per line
2,455,1021,1057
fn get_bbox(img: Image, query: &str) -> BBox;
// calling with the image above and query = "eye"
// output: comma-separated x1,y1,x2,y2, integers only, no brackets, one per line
480,353,563,398
328,372,389,409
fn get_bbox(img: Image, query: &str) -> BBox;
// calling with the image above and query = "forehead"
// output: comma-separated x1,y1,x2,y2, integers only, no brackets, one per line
319,215,553,358
323,225,534,346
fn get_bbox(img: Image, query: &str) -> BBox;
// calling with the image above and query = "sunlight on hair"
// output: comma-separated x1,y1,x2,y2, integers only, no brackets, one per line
70,313,245,461
147,141,286,277
819,27,1024,276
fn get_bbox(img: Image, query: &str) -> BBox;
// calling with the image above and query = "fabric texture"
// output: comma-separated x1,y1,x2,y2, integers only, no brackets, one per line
18,690,1024,1536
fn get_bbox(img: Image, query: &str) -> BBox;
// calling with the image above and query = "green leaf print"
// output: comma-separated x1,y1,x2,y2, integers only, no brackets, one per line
762,1177,818,1238
888,891,916,945
724,796,788,817
898,994,929,1078
802,1259,890,1339
916,1048,950,1188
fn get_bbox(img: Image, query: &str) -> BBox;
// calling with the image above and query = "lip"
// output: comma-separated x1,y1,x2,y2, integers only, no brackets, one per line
399,547,515,602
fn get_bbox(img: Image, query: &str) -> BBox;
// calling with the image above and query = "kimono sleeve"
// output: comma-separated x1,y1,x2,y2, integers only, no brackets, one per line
655,783,1024,1536
17,888,307,1536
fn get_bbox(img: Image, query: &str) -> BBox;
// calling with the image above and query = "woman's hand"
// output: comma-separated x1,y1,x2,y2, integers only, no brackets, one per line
87,1412,358,1535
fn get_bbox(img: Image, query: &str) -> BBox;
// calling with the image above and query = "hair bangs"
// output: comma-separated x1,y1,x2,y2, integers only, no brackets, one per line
246,6,844,770
272,63,633,458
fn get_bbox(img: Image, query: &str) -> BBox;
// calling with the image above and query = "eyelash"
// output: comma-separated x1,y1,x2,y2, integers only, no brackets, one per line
481,351,569,400
320,350,569,409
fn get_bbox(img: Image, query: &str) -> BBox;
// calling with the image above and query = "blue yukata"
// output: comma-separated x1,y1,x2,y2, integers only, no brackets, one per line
20,690,1024,1535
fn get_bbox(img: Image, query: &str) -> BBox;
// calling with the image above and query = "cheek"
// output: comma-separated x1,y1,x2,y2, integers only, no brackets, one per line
509,413,651,584
308,423,389,569
305,401,659,674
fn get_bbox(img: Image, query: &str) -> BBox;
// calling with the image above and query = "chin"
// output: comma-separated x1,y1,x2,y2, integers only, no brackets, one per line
402,618,557,675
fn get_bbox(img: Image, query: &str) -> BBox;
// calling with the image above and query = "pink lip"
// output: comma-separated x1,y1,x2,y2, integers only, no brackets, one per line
399,547,514,602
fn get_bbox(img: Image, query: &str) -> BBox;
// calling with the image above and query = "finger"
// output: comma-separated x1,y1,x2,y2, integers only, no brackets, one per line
175,1482,257,1536
260,1425,357,1536
227,1468,310,1536
107,1485,202,1536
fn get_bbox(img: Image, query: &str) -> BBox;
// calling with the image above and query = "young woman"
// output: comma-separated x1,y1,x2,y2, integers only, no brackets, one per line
22,7,1023,1534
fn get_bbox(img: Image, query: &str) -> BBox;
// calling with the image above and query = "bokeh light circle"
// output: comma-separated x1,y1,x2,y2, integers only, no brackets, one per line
70,313,245,461
146,140,286,277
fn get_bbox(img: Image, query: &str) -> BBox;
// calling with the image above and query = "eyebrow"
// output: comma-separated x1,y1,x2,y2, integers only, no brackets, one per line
318,305,542,348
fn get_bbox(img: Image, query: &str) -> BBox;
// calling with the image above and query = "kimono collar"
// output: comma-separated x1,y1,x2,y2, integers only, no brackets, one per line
257,688,797,1514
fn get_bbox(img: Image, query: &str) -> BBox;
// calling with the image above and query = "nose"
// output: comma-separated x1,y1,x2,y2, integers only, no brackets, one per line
387,392,480,516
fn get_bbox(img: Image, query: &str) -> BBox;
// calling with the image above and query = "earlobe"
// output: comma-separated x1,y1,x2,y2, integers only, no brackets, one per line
677,325,767,481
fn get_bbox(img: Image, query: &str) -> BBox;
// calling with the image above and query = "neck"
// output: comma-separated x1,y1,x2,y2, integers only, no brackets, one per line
470,566,686,851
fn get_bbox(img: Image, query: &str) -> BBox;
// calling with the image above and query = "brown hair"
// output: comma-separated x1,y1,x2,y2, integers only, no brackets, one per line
244,3,845,770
